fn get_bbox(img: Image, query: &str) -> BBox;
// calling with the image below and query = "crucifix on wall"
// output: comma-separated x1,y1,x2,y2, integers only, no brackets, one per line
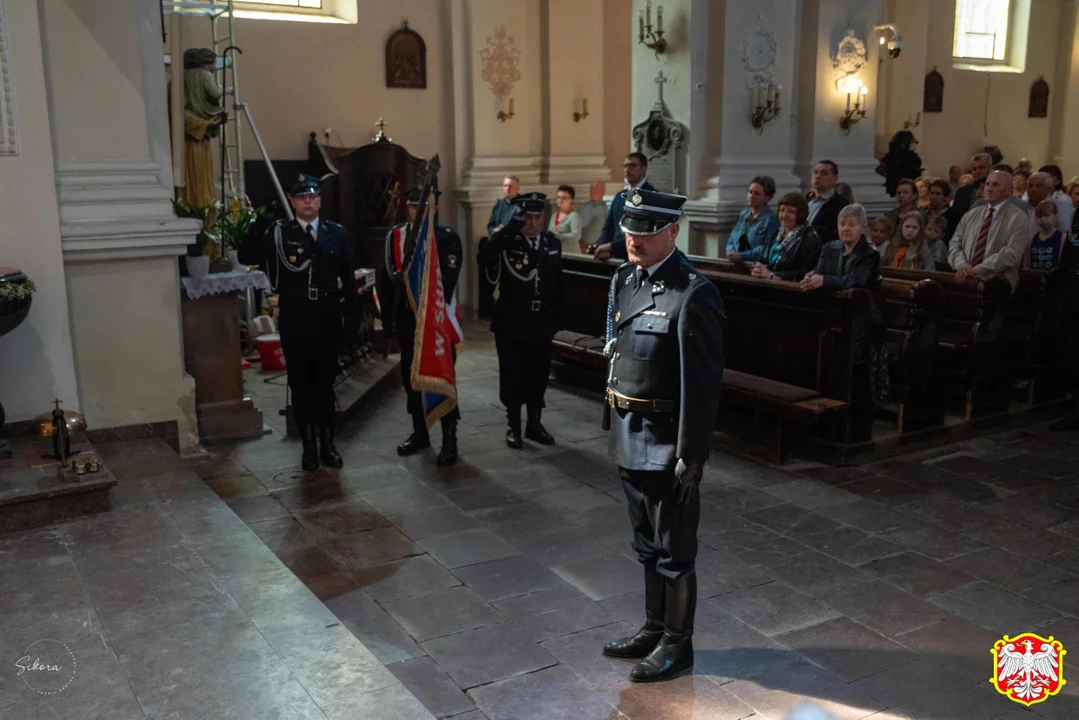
631,71,685,193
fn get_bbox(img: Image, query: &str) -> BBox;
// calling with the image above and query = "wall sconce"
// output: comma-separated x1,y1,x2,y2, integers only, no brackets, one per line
573,98,590,123
839,79,868,134
638,1,667,59
750,83,781,134
903,111,921,129
497,98,515,123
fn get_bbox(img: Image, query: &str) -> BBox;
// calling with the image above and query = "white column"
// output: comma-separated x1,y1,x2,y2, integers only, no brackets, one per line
40,0,201,452
799,0,890,214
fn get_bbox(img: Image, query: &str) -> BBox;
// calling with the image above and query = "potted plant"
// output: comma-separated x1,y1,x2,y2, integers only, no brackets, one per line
173,199,216,280
217,200,260,272
0,269,34,338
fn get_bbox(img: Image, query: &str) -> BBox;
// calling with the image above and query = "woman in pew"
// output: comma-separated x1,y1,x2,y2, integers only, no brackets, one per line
800,203,889,400
726,175,780,263
749,193,822,282
882,211,935,270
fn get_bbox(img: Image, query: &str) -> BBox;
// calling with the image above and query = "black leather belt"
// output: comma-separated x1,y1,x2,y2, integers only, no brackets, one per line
281,289,341,301
606,389,675,413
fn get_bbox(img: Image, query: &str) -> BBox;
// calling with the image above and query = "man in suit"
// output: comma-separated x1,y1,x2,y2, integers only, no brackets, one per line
928,180,959,244
486,176,520,236
476,192,563,448
807,160,850,243
600,188,725,683
951,153,992,220
593,153,655,261
381,187,463,466
949,169,1029,289
238,174,358,471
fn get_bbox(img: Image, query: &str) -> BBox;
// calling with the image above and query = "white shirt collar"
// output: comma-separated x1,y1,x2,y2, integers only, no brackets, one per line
638,247,677,277
988,200,1007,214
812,189,835,202
300,217,320,235
628,177,649,191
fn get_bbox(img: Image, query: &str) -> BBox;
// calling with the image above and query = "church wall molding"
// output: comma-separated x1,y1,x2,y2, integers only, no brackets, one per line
56,158,200,263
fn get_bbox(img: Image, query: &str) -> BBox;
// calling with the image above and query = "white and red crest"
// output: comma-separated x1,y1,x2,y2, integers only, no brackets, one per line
991,633,1066,706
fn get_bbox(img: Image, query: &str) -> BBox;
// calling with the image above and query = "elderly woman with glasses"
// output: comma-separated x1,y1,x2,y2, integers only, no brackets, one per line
749,193,823,282
726,175,780,263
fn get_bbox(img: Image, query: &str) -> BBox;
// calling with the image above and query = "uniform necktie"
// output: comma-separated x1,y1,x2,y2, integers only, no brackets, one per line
634,266,648,293
307,224,317,243
970,206,994,267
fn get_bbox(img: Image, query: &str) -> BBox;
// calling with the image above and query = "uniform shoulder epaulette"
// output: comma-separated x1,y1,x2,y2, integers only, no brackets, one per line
615,260,634,273
324,220,346,231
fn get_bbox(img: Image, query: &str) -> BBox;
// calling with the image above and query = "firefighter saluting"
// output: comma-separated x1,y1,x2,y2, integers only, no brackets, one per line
239,174,358,472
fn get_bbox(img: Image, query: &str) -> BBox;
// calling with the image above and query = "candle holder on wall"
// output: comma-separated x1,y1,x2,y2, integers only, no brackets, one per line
750,83,781,134
497,98,515,123
839,79,869,134
638,1,667,59
573,98,590,123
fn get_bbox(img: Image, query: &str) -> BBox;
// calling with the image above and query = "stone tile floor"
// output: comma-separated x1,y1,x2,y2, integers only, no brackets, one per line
6,319,1079,719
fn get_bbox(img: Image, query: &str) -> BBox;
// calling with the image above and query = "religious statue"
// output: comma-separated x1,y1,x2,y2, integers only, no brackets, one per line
182,48,226,210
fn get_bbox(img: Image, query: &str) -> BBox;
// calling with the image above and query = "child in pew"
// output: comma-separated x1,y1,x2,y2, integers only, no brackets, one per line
926,214,949,267
870,216,892,256
882,211,935,271
1024,200,1067,270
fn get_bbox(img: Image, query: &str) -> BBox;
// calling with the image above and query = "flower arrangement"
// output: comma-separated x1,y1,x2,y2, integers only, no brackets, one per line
0,278,34,301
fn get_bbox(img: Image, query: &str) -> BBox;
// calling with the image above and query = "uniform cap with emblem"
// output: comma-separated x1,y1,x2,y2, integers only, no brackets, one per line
620,188,687,235
407,185,442,204
288,174,321,197
512,192,547,214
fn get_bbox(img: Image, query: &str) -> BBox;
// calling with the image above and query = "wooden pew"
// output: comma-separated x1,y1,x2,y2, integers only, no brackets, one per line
553,253,872,461
682,257,947,435
880,268,1011,418
1009,269,1065,404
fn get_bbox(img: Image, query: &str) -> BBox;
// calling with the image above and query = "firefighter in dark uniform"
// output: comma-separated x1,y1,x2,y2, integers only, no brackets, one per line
238,174,358,471
380,186,463,465
476,192,563,449
600,189,725,683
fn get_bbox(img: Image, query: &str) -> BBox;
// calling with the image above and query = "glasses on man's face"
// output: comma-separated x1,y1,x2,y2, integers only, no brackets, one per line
623,162,641,170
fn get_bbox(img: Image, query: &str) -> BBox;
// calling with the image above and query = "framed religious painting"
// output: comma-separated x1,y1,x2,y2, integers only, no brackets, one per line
385,21,426,90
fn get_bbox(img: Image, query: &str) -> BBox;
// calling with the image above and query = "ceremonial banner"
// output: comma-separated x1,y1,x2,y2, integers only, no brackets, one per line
404,193,460,427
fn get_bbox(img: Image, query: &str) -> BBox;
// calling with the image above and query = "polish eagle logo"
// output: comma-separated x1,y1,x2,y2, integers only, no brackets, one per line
991,633,1066,706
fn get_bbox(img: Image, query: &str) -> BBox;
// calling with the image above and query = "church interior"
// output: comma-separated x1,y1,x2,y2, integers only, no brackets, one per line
4,0,1079,718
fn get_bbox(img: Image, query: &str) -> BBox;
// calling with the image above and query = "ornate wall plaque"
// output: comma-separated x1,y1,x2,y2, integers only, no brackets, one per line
741,14,778,90
385,20,426,89
833,29,867,89
631,72,686,194
479,25,521,99
923,67,944,113
0,0,17,156
1029,76,1049,118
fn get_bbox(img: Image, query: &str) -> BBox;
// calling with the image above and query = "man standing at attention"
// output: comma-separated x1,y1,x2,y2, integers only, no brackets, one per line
477,193,563,449
807,160,849,244
949,169,1029,289
577,180,609,252
486,176,520,236
382,187,463,466
600,189,725,682
238,175,357,471
593,154,654,261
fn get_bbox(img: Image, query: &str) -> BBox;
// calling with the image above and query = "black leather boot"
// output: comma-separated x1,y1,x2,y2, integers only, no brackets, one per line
397,414,431,456
506,406,523,449
525,406,556,445
437,418,459,466
630,571,696,682
301,425,319,472
319,425,344,468
603,566,665,659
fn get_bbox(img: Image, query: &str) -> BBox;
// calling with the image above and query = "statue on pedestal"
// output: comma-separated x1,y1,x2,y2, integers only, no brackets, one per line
182,48,226,210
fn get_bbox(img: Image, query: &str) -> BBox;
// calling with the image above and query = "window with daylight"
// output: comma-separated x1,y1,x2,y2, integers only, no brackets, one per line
242,0,323,7
952,0,1030,71
173,1,355,24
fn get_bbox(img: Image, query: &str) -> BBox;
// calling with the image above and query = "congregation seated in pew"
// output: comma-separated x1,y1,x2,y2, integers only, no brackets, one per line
726,175,779,263
747,192,822,282
880,211,935,271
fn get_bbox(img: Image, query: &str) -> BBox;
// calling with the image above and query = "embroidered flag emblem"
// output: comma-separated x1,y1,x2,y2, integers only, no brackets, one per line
991,633,1066,706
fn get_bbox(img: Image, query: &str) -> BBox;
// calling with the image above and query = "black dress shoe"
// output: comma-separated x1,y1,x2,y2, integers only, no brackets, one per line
437,420,458,466
1049,415,1079,433
629,571,696,683
506,426,523,450
525,408,556,445
301,425,319,472
603,565,665,659
397,431,431,456
319,426,344,468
